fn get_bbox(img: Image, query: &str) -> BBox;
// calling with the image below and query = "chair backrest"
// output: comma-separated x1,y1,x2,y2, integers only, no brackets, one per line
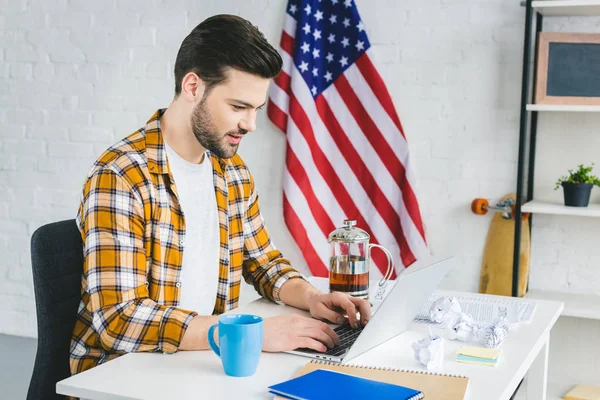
27,219,83,400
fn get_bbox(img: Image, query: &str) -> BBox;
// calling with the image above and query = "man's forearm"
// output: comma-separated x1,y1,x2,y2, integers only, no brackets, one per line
279,277,321,310
180,279,320,351
179,314,221,350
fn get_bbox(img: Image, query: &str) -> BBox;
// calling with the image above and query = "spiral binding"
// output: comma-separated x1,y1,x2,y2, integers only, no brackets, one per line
309,359,468,379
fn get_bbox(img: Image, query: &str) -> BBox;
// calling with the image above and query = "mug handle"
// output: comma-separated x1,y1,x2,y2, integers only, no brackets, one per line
207,324,220,357
368,244,395,286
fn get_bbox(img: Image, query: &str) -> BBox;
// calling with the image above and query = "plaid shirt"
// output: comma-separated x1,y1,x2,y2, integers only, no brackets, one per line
70,109,304,375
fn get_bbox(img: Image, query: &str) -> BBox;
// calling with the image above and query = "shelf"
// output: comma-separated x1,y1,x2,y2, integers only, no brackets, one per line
526,104,600,112
525,289,600,320
532,0,600,16
522,199,600,217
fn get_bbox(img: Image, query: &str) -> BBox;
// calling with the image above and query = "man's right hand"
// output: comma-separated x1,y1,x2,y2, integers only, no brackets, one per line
262,314,341,353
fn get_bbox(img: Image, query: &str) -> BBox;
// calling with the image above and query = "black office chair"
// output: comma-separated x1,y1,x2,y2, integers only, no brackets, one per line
27,219,83,400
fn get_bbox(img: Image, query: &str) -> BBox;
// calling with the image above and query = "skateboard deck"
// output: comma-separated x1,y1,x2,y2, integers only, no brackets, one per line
476,193,530,297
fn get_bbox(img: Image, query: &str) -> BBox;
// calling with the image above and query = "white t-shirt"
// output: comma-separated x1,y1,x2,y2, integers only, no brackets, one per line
164,140,220,315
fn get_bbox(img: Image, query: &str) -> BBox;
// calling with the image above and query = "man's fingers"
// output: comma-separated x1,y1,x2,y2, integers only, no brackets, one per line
337,297,359,328
349,296,372,326
299,327,336,349
298,337,327,353
292,314,340,346
292,314,322,328
320,321,341,346
315,304,346,325
306,318,341,346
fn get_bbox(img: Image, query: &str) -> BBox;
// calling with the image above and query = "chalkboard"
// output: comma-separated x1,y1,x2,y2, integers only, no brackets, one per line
535,32,600,105
546,43,600,98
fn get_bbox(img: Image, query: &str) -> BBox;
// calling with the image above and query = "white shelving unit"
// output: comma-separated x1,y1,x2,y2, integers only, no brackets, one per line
526,104,600,112
513,2,600,391
526,289,600,320
532,0,600,16
522,199,600,217
517,1,600,322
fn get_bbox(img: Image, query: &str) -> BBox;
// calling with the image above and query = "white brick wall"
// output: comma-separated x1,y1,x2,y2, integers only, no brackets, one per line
0,0,530,337
2,0,599,368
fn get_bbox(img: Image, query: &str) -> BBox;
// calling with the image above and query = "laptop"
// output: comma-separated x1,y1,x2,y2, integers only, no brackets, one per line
285,256,454,363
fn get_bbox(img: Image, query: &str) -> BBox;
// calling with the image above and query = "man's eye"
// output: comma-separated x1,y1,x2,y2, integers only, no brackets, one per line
232,105,245,111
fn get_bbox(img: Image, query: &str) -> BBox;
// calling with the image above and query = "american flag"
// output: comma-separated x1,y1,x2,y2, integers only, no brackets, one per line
267,0,428,280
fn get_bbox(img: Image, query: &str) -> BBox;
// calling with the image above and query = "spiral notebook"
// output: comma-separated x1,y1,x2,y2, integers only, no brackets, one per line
274,360,469,400
269,369,423,400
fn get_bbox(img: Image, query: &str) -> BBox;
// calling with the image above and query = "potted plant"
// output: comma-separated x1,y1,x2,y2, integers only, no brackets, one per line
554,163,600,207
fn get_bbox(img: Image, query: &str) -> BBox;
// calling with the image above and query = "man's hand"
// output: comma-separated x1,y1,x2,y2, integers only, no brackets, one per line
305,291,372,329
262,314,341,353
278,278,372,329
270,278,371,353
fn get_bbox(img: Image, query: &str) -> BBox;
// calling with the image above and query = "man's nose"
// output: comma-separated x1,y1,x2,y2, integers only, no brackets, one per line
239,114,257,133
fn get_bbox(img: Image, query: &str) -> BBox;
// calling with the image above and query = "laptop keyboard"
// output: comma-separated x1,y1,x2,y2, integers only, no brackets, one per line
297,322,364,357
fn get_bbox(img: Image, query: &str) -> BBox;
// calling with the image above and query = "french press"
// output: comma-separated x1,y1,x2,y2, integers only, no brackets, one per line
327,219,395,299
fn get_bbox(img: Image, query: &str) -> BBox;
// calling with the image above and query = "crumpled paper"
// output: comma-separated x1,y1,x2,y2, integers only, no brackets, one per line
412,332,444,371
429,296,511,348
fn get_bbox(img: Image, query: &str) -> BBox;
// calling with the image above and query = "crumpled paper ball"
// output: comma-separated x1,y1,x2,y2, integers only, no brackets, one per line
429,296,511,348
429,296,462,326
484,320,510,348
412,334,444,371
448,313,477,342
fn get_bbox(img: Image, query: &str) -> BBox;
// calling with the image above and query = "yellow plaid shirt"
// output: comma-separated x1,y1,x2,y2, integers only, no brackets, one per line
70,109,304,375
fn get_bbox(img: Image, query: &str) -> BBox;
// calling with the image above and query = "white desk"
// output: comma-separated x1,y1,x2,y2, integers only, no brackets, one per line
57,289,563,400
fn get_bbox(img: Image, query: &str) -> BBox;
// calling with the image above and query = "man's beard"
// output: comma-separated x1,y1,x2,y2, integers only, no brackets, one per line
190,98,247,159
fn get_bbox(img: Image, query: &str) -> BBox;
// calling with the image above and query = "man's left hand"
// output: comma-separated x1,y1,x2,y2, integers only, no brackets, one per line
305,291,371,328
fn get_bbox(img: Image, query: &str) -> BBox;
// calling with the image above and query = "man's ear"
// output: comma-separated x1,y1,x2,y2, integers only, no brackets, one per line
180,72,206,102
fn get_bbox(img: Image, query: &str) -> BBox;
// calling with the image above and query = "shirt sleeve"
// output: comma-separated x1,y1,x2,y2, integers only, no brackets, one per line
78,166,197,354
241,172,306,304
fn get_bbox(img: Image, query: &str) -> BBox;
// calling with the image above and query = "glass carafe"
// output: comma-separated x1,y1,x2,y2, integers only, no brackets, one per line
328,220,394,299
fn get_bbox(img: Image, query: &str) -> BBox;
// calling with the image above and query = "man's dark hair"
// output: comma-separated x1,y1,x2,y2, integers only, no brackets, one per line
174,14,283,96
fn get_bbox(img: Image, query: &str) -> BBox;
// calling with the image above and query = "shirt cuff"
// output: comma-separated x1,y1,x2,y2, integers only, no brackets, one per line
157,307,197,353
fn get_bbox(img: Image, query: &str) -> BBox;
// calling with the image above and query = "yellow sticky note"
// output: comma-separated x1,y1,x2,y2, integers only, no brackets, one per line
456,346,501,360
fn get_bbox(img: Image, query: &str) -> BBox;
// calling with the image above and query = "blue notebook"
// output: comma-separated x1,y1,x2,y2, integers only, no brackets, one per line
268,369,424,400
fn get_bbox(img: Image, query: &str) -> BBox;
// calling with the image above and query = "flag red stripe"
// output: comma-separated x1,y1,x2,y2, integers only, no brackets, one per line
283,194,329,277
267,101,288,133
286,146,337,238
280,31,294,58
289,92,394,278
274,70,292,95
314,94,415,268
355,54,405,138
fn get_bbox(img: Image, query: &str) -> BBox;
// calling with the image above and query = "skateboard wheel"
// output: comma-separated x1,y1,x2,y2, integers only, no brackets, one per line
471,198,489,215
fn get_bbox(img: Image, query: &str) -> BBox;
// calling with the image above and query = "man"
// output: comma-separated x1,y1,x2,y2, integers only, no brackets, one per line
70,14,371,375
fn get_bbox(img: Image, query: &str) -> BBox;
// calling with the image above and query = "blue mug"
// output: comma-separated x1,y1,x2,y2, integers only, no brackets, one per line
208,314,264,377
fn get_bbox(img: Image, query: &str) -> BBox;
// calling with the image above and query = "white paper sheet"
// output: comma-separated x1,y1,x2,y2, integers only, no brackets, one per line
414,294,536,325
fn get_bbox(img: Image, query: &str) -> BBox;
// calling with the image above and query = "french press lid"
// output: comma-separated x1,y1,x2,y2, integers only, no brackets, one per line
327,219,370,243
